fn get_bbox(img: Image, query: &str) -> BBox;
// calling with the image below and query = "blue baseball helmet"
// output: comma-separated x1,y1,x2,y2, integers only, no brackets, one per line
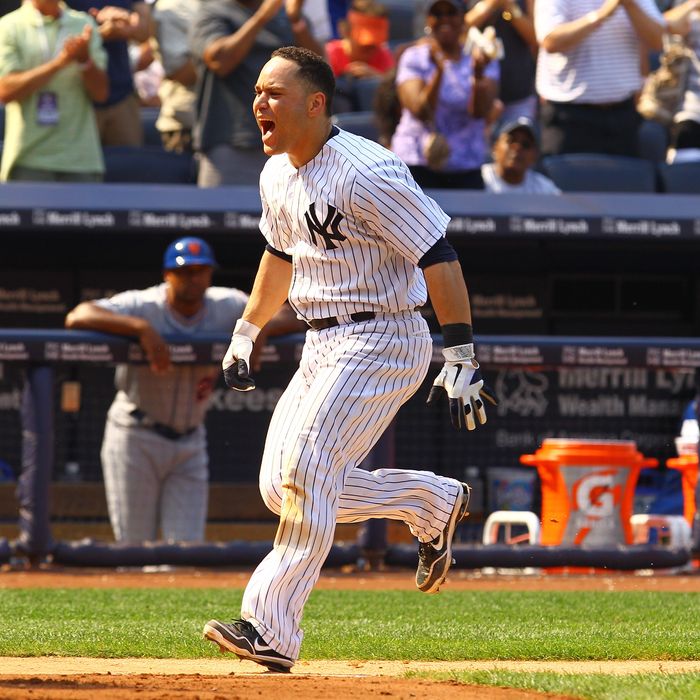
163,237,218,270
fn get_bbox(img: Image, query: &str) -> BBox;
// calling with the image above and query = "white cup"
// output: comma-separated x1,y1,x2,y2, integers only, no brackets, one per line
675,436,698,456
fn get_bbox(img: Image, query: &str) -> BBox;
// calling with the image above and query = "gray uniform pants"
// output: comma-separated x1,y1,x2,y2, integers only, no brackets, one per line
101,419,209,543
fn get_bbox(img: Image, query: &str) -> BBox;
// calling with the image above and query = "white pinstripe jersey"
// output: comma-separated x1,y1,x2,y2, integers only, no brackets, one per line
258,127,451,322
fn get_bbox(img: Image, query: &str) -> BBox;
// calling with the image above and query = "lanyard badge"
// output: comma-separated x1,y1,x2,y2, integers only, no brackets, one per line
37,91,59,126
33,7,69,128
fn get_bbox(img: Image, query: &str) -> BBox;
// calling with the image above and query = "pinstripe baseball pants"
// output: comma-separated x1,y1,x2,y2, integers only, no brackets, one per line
241,311,462,659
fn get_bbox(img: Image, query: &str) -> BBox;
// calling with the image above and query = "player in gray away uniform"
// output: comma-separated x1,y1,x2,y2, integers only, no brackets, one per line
202,47,495,672
65,237,249,543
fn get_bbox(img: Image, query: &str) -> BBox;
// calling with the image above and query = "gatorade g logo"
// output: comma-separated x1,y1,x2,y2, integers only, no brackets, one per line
572,470,623,518
304,202,346,250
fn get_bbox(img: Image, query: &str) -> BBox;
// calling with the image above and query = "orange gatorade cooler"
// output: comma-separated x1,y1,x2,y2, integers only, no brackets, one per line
666,454,698,526
520,439,658,546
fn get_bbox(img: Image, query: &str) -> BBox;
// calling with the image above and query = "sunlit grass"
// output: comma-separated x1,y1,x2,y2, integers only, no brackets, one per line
0,589,698,661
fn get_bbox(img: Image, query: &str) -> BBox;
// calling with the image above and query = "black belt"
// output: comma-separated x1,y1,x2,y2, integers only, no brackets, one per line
307,311,376,331
552,97,635,111
130,409,197,441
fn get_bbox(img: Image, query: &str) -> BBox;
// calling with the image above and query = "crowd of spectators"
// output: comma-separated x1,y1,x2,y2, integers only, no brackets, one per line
0,0,698,190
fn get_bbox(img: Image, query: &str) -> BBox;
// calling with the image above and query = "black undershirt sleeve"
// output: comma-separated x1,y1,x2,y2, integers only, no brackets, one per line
265,244,293,263
418,237,458,269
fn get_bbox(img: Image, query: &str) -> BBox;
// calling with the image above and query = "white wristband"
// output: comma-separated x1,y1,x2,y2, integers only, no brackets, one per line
442,343,475,362
233,318,261,342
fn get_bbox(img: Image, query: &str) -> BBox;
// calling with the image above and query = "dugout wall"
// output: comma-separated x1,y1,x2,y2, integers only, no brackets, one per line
0,331,696,564
0,185,698,565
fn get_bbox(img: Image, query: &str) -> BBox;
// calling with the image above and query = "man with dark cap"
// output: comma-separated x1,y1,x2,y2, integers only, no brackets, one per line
482,116,561,193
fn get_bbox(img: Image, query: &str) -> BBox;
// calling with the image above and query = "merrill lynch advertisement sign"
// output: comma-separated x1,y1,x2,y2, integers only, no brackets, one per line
0,270,72,327
485,366,691,463
445,214,698,237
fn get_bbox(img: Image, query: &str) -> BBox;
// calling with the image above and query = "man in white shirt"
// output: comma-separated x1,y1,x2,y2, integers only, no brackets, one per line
535,0,665,156
482,116,561,193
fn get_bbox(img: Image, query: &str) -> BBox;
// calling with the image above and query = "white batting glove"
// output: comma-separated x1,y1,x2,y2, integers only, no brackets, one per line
427,343,496,430
223,319,261,392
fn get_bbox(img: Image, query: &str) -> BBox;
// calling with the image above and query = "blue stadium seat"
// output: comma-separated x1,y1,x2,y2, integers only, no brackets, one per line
103,146,195,184
658,161,700,194
383,0,419,42
334,76,358,114
637,119,669,164
333,75,383,114
140,107,162,148
540,154,657,193
354,75,383,112
332,111,380,142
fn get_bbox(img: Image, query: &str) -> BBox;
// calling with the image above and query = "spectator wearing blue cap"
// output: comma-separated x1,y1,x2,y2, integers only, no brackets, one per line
481,116,561,193
64,237,301,544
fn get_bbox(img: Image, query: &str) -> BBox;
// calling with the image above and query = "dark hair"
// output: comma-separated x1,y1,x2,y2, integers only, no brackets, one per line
271,46,335,116
351,0,388,17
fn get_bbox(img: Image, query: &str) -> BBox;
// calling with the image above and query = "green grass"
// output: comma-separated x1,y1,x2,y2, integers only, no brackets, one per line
0,588,699,661
414,671,700,700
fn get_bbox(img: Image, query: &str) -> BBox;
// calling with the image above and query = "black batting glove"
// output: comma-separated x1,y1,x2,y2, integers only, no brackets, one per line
222,319,260,392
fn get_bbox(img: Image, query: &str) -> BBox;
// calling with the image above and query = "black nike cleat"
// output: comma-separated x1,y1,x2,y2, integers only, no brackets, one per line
415,482,471,594
203,618,294,672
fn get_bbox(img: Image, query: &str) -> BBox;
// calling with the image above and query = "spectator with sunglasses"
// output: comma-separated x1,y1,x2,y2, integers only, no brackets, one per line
481,116,561,193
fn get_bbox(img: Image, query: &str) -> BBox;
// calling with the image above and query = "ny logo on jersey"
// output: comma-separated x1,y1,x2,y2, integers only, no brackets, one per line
304,202,346,250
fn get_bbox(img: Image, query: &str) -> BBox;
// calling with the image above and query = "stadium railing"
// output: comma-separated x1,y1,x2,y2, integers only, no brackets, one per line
0,329,696,571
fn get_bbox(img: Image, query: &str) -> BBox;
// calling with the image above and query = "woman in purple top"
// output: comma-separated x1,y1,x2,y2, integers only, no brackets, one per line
391,0,499,189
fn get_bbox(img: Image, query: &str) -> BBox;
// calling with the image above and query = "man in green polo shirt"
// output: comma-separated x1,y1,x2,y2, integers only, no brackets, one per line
0,0,108,181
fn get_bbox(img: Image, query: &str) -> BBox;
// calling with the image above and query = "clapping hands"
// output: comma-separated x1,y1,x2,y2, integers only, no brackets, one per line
59,24,92,66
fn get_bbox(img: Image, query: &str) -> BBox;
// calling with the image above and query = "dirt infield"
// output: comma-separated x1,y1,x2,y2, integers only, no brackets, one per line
0,673,577,700
2,566,700,591
2,567,699,699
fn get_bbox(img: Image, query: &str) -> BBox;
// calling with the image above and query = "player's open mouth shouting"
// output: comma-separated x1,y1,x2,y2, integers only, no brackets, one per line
258,118,276,145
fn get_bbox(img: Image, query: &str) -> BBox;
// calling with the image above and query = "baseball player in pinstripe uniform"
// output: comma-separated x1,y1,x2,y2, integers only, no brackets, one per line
203,46,494,672
65,237,297,544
